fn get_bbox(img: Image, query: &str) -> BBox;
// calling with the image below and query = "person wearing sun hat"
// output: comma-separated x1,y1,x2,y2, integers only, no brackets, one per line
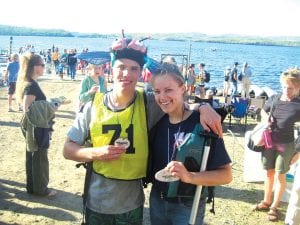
63,32,223,225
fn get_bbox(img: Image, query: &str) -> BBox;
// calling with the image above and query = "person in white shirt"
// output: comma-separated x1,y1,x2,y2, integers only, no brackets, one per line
223,66,231,97
241,62,252,99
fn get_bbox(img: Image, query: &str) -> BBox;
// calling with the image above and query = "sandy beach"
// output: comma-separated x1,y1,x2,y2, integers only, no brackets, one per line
0,73,287,225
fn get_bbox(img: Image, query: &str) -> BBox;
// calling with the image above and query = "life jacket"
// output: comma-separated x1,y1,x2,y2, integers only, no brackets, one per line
167,123,206,198
90,90,149,180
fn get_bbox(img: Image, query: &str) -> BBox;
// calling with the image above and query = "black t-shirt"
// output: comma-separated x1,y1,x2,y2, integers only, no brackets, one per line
231,68,238,83
67,53,77,65
24,80,46,101
150,111,231,193
264,94,300,143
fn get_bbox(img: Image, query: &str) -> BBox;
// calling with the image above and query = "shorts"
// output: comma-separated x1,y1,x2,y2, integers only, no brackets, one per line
85,206,143,225
186,79,195,86
8,82,16,95
261,142,296,173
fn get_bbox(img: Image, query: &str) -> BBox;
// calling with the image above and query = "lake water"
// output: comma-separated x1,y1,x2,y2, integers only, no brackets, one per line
1,35,300,91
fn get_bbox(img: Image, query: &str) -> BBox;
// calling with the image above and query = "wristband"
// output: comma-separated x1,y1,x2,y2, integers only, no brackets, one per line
194,102,208,111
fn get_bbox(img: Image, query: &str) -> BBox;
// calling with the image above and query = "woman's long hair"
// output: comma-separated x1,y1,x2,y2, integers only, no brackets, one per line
16,53,42,103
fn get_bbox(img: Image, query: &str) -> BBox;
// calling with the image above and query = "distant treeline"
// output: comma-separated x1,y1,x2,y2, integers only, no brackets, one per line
154,33,300,47
0,25,111,38
0,25,300,47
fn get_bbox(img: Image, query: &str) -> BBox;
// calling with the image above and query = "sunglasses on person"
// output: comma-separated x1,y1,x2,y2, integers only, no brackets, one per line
283,69,300,77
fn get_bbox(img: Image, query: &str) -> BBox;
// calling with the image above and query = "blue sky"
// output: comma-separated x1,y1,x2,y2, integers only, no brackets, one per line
1,0,300,37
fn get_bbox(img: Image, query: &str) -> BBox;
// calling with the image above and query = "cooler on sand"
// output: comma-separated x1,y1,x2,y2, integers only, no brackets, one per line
285,162,300,225
281,175,294,203
281,164,296,203
243,131,265,182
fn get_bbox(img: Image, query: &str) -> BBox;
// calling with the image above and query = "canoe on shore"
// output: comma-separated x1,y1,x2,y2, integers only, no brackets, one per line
215,84,278,99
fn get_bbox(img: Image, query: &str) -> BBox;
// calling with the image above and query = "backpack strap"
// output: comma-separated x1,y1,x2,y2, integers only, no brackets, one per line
189,131,218,223
141,90,152,188
75,93,97,225
75,161,92,225
201,132,218,215
207,186,215,214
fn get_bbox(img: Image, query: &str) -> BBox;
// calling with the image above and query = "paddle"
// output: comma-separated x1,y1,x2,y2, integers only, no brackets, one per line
188,132,217,225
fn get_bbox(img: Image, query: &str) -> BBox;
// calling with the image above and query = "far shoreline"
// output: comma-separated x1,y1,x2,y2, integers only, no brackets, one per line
0,31,300,48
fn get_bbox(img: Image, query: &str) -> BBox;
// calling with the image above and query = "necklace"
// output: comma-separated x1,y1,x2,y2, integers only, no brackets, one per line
155,105,192,182
167,105,186,162
155,105,186,183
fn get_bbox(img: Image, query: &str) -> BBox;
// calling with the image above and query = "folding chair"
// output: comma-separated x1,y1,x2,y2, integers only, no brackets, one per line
247,96,266,122
228,97,249,132
195,97,229,123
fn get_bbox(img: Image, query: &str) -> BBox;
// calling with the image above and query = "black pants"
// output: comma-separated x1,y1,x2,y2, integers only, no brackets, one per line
26,149,49,195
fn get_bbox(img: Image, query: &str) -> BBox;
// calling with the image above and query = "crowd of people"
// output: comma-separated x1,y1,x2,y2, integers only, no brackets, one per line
183,60,253,101
6,43,254,103
18,44,98,81
222,61,253,99
1,37,300,225
184,62,210,99
42,47,82,81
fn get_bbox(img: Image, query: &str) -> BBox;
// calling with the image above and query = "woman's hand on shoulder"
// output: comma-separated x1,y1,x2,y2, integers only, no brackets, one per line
198,104,223,137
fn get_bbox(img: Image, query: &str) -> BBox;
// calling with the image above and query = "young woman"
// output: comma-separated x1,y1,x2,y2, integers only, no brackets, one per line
186,64,196,97
149,63,232,225
196,63,207,99
16,53,57,197
253,68,300,222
